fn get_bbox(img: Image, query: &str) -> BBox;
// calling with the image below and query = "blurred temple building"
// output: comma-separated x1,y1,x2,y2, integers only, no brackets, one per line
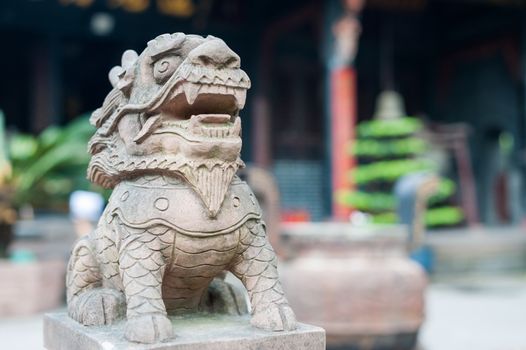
1,0,526,224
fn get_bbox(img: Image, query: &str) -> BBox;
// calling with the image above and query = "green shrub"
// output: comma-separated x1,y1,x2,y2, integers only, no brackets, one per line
351,137,428,158
340,114,464,228
337,190,396,212
425,206,464,227
6,115,102,209
357,117,423,138
350,159,436,185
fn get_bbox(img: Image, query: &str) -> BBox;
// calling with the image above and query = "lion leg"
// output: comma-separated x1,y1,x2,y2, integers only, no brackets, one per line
229,220,297,331
67,236,126,325
199,272,249,315
118,226,173,344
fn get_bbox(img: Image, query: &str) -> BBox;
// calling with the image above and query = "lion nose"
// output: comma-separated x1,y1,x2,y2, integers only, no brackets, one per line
188,39,240,69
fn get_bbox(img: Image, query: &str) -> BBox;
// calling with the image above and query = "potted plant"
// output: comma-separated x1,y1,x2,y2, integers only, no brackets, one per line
8,114,97,213
0,111,99,317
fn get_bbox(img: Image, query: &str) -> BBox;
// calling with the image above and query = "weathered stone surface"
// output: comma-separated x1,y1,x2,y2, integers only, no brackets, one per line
65,32,298,344
44,312,325,350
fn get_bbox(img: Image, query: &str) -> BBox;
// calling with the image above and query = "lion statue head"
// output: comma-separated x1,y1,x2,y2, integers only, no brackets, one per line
87,33,250,217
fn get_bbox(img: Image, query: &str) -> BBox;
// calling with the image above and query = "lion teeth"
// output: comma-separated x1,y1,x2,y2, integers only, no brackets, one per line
191,124,202,135
179,63,251,88
233,117,241,136
234,89,246,109
172,84,184,99
184,82,201,105
212,76,222,85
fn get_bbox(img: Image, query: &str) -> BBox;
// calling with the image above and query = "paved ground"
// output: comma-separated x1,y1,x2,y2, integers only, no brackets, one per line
1,277,526,349
0,310,47,350
419,275,526,350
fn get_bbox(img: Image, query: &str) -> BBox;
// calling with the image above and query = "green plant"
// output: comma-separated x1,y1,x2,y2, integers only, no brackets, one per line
337,190,396,212
425,206,464,227
0,111,16,258
351,137,428,158
339,116,464,228
6,114,101,210
357,117,423,138
350,159,436,185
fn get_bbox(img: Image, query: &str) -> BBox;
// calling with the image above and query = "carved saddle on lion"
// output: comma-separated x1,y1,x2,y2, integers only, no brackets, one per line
66,33,296,344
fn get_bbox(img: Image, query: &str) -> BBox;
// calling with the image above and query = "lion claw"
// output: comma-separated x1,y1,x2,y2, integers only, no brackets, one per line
125,314,174,344
251,303,297,332
69,288,126,326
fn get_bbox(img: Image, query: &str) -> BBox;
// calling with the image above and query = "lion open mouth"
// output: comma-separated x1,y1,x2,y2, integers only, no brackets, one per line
127,64,250,217
135,64,249,143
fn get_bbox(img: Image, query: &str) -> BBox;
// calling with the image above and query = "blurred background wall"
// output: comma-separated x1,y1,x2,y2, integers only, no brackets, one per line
0,0,525,225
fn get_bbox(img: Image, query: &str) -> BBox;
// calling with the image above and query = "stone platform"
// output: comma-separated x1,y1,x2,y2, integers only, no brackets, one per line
44,312,326,350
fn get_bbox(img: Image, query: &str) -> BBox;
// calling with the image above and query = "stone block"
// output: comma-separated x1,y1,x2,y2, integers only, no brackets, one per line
44,312,326,350
0,260,65,317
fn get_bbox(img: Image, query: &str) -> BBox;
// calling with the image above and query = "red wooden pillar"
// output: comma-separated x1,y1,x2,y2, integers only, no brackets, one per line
327,0,364,220
331,68,357,220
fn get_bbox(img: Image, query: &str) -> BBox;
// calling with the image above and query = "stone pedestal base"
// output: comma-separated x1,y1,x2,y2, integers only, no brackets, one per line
44,312,325,350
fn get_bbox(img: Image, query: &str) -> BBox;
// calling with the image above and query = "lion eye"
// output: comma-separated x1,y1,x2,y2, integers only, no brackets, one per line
153,55,180,83
157,60,170,74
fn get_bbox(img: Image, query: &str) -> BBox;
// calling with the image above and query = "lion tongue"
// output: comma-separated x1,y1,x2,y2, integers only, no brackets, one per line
192,114,231,124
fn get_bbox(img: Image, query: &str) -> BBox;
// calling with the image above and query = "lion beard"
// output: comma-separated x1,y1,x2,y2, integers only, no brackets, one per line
179,158,242,218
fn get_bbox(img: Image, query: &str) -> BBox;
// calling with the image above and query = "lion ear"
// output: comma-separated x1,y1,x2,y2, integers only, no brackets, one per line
108,49,138,92
121,49,138,70
108,66,125,88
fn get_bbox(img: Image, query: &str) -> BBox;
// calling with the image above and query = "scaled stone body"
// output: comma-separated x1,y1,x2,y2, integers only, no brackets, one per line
66,33,296,344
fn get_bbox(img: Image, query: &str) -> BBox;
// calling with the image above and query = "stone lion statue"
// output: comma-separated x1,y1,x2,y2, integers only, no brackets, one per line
66,33,297,344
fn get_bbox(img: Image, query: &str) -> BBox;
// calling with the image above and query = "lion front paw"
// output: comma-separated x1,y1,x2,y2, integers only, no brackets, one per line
251,303,297,332
69,288,126,326
124,314,174,344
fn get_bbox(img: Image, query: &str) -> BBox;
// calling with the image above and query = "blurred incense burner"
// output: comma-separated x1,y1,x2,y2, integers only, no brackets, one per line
279,222,426,349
